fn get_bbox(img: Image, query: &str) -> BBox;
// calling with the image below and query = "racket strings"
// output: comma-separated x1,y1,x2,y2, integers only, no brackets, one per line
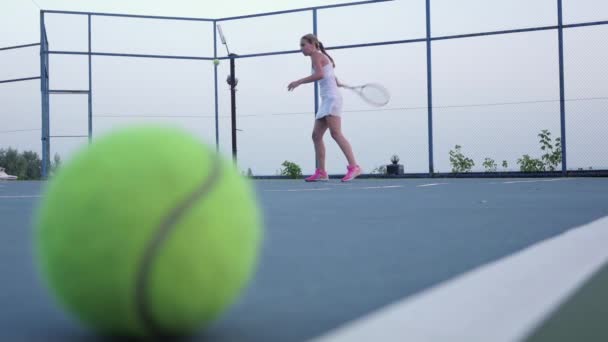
361,84,390,106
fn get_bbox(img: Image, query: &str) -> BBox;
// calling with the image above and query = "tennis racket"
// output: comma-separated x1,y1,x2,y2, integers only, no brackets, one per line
343,83,390,107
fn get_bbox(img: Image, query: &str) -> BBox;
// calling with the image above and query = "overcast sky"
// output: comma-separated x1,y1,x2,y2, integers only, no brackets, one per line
1,0,607,174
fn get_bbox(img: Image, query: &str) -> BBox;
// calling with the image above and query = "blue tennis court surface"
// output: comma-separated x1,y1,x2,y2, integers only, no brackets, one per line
1,178,608,341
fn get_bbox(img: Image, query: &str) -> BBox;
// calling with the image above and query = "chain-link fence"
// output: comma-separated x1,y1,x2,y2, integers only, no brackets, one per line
1,0,606,177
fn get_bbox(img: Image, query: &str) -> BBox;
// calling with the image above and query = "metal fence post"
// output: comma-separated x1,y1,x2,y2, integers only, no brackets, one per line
557,0,568,175
426,0,434,175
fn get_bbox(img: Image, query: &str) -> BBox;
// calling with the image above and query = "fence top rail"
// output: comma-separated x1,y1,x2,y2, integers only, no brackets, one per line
216,0,394,22
40,18,608,62
0,43,40,52
564,20,608,28
40,1,394,23
210,20,606,59
0,76,41,85
42,9,215,22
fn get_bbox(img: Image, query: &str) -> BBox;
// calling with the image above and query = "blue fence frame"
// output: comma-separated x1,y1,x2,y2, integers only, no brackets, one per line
1,0,607,178
0,43,41,84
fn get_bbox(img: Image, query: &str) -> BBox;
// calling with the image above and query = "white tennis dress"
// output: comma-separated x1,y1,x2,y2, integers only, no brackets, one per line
314,63,343,119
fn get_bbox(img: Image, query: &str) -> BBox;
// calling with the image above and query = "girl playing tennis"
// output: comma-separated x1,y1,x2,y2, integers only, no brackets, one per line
288,34,362,182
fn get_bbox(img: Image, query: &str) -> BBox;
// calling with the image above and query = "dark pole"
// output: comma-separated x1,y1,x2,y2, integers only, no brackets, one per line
313,9,319,115
213,21,219,151
88,14,93,143
228,53,238,162
426,0,434,175
557,0,567,175
40,11,48,178
313,9,319,170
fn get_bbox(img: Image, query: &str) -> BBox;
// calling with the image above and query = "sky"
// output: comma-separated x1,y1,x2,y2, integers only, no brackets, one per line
1,0,607,175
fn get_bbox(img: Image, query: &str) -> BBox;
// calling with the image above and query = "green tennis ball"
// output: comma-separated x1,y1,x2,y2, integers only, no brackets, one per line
34,125,262,338
213,59,220,66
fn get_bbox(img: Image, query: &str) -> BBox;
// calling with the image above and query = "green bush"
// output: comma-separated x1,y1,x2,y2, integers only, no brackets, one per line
449,145,475,173
539,129,562,171
517,154,546,172
516,129,562,172
280,161,303,179
483,158,497,172
448,129,562,174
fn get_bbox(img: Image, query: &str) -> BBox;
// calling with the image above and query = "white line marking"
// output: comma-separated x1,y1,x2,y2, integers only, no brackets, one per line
417,183,447,187
354,185,404,190
0,195,42,199
503,179,568,184
264,188,331,192
313,216,608,342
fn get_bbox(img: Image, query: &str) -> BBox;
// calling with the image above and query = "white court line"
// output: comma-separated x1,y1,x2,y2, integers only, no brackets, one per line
352,185,404,190
264,188,331,192
503,179,568,184
313,216,608,342
266,185,405,192
417,183,447,188
0,195,42,199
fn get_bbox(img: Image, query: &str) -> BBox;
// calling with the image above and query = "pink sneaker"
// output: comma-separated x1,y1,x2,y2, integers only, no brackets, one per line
305,169,329,182
341,165,362,182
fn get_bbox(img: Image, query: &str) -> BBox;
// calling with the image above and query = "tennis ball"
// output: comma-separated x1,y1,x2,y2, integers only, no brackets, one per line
34,125,262,338
213,59,220,66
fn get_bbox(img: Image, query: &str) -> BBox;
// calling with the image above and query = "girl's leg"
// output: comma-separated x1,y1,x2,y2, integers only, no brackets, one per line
327,115,361,182
312,118,329,170
305,118,330,182
326,115,357,166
